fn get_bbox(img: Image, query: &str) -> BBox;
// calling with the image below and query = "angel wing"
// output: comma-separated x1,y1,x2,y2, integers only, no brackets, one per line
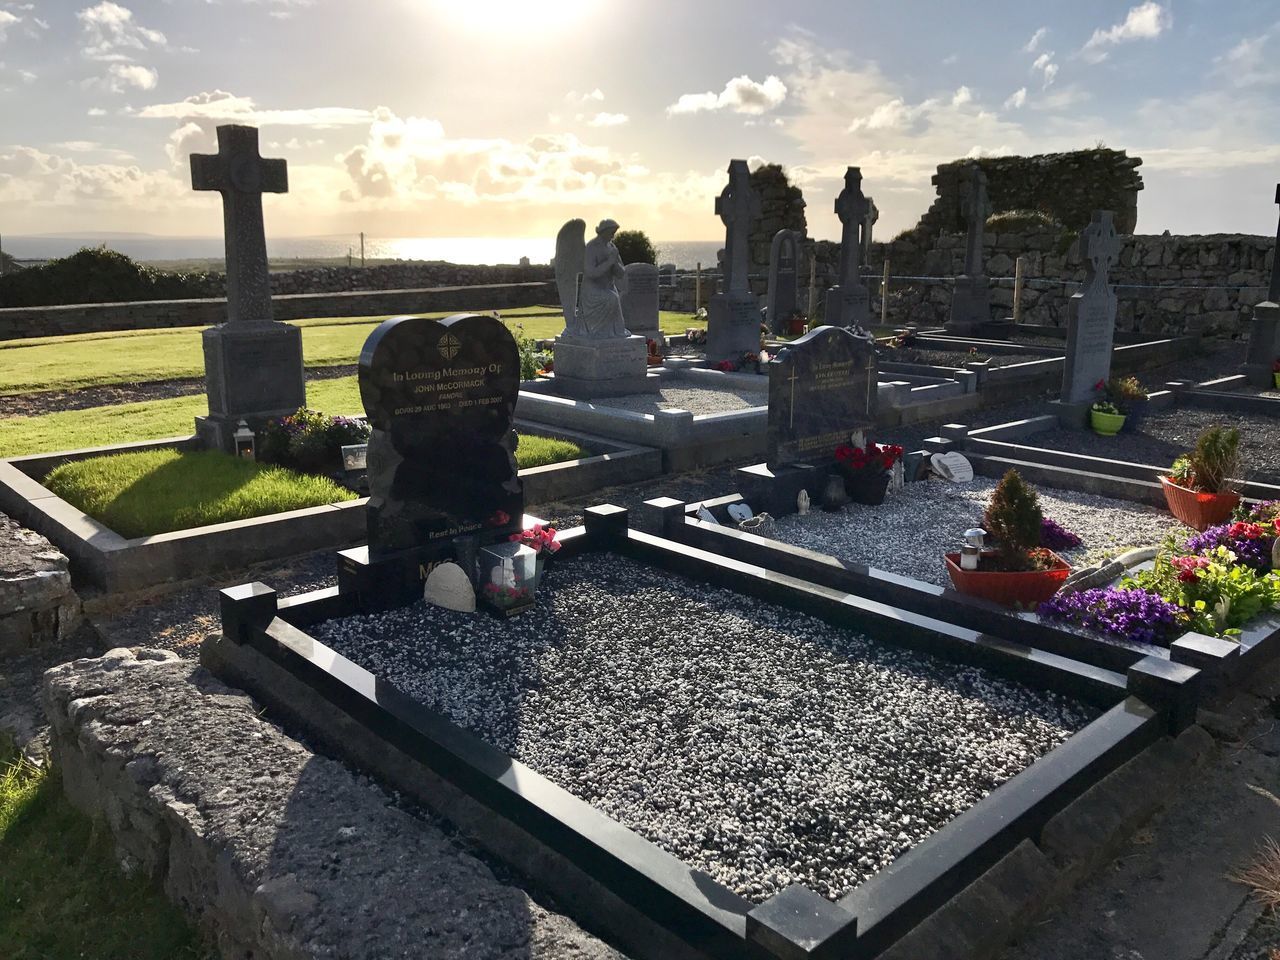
554,219,586,336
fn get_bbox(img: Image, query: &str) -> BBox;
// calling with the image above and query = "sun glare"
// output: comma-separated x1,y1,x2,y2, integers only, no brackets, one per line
425,0,599,34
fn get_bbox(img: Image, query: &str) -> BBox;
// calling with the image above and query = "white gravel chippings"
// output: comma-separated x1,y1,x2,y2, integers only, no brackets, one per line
770,476,1188,586
314,553,1097,903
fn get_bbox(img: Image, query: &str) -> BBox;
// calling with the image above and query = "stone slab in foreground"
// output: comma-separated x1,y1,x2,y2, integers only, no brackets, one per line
43,647,624,960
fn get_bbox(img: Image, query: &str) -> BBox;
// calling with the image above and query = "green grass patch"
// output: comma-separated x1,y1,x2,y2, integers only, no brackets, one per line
0,310,696,396
517,435,587,468
0,736,211,959
45,449,360,538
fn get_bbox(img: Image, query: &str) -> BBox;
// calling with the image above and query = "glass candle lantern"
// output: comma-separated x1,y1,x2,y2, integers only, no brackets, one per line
233,420,256,460
478,541,538,614
960,527,986,571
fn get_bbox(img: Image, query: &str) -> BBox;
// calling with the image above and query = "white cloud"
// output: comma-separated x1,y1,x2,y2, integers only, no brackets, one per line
108,62,156,90
951,86,972,106
1081,2,1171,63
1024,27,1047,53
667,74,787,116
1032,51,1058,87
139,90,375,126
87,106,107,116
1213,31,1280,88
586,112,628,127
0,145,184,210
1003,87,1027,109
77,2,166,60
0,10,18,41
565,88,604,105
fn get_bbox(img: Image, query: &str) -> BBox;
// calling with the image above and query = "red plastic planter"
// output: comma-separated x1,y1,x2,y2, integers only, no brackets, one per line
944,551,1071,608
1159,476,1240,532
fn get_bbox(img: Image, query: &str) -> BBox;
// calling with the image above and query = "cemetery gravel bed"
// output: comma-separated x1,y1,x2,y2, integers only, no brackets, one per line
768,476,1188,586
313,552,1096,903
1033,405,1280,484
591,383,766,415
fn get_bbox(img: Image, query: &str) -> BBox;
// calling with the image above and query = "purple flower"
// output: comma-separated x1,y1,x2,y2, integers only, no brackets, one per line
1185,523,1275,571
1038,587,1187,646
1040,517,1083,551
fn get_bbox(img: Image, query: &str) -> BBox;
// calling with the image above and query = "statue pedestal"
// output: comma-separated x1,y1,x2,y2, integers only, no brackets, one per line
551,334,657,399
195,321,306,452
826,283,870,330
706,291,761,365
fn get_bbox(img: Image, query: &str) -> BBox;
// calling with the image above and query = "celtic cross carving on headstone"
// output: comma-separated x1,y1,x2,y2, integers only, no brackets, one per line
191,125,288,324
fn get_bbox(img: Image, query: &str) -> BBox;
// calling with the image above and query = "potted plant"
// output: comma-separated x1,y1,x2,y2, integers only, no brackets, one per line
833,441,904,505
646,338,664,366
1089,377,1146,435
945,469,1071,607
1161,426,1242,530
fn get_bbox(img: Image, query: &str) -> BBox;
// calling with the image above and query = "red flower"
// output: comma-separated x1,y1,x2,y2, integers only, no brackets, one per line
489,510,512,527
1229,521,1267,540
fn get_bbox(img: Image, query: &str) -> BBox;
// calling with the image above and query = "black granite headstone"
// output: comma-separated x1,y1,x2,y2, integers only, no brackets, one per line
767,325,877,468
359,313,523,557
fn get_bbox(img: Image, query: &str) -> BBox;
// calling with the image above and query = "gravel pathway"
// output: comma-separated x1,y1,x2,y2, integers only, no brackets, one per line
767,477,1188,586
314,553,1096,903
881,347,1048,369
591,383,766,415
1034,405,1280,485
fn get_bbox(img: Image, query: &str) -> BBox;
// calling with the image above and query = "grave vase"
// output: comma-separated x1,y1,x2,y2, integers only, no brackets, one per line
1160,477,1240,532
840,468,891,506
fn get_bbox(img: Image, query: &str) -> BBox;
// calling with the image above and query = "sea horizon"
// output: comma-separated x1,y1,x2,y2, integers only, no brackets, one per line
0,234,725,271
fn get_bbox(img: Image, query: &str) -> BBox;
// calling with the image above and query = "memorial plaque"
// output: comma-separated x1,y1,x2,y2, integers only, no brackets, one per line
707,291,763,363
1061,211,1122,404
359,313,523,556
767,325,878,468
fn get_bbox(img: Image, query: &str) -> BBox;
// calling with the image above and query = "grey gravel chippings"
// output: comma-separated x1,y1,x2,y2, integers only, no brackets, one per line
770,476,1188,586
315,553,1096,903
590,383,765,415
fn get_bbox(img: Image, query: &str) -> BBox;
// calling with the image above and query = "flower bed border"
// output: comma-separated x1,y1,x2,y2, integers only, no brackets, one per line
207,504,1199,960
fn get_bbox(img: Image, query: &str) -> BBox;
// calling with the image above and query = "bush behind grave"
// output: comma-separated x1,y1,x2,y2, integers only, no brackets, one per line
0,247,221,308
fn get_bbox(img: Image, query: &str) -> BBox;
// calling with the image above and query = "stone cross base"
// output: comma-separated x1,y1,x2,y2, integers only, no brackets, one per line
1048,398,1094,431
706,291,762,364
1241,301,1279,388
946,275,994,334
826,284,870,330
550,334,657,399
202,322,306,414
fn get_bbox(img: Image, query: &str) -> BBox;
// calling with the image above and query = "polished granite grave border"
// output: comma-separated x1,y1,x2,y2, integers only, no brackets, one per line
206,505,1193,960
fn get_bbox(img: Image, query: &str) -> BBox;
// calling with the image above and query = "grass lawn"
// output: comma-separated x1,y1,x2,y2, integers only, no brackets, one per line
0,381,588,464
38,438,586,536
0,736,211,959
45,449,360,538
0,310,698,395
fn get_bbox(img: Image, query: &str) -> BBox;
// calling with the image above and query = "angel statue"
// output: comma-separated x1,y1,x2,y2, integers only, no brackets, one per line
554,218,630,339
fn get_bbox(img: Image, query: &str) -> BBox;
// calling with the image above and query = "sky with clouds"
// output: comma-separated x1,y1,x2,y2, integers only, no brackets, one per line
1,0,1278,243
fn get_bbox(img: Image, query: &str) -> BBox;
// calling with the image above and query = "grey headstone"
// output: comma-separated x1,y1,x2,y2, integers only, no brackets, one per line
1061,211,1122,404
621,262,660,338
828,167,871,331
946,163,993,333
1271,182,1279,303
766,229,801,335
767,325,878,468
1243,301,1280,388
190,125,303,452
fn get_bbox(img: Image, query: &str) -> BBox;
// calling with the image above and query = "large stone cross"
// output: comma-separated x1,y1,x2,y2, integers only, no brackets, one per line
834,167,870,288
715,159,760,295
1270,182,1280,303
960,163,989,277
1081,210,1121,295
191,124,288,324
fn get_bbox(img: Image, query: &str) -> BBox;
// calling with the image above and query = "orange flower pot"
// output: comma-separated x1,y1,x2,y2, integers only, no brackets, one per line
944,551,1071,608
1159,476,1240,531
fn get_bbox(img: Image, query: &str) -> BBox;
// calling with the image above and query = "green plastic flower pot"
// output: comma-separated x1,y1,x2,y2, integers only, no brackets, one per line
1090,409,1126,436
1274,372,1279,389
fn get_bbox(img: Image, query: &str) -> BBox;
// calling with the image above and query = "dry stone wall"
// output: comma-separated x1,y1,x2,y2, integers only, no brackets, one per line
0,512,81,658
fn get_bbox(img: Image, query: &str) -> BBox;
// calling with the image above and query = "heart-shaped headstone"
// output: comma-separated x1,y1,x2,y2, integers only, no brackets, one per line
359,314,524,555
727,502,754,522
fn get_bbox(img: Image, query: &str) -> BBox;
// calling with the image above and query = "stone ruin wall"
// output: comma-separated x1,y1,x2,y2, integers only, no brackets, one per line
661,149,1274,340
